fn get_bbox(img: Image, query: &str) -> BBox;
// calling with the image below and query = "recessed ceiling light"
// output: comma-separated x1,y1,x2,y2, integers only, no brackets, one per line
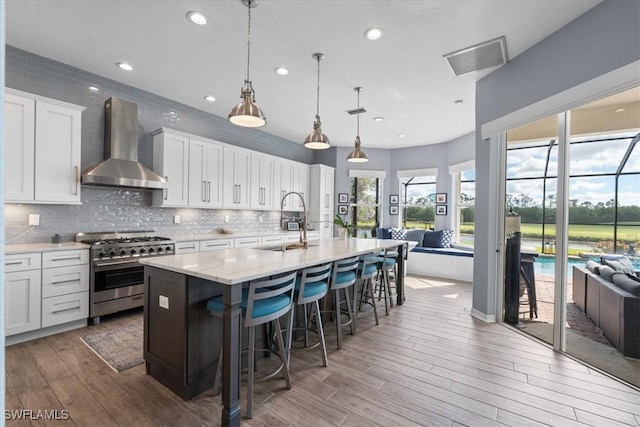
204,95,216,102
187,11,207,25
88,86,99,92
454,99,464,105
364,27,384,40
398,134,406,138
116,62,133,71
373,116,384,122
275,67,289,76
615,108,625,112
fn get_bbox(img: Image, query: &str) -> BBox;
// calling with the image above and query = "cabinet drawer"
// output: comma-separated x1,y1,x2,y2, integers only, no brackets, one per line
200,239,234,251
42,249,88,268
262,235,285,245
42,291,89,328
284,233,301,243
42,264,89,298
307,231,320,241
234,237,262,248
175,241,200,254
5,252,41,272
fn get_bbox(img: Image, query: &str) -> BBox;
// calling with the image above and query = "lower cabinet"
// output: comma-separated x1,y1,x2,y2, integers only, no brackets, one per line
42,292,89,328
175,241,201,254
200,239,234,251
5,269,42,336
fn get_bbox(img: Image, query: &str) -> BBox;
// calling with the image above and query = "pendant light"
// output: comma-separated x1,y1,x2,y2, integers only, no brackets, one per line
303,53,330,149
346,87,368,162
228,0,266,128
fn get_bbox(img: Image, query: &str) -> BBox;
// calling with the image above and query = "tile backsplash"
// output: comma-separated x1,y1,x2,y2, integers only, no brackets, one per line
4,46,313,244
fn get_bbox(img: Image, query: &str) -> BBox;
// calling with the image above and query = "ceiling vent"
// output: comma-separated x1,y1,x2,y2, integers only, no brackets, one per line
346,107,367,115
443,36,508,77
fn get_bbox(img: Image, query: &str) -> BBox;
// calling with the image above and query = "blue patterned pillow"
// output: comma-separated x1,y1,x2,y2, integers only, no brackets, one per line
440,230,453,248
422,231,443,248
403,229,426,243
390,228,406,240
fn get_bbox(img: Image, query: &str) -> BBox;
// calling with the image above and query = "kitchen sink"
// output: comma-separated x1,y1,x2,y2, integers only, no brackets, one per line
259,242,319,252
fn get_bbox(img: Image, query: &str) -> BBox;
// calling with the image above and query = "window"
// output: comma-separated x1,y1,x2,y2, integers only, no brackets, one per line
456,168,475,246
400,175,436,229
349,177,380,238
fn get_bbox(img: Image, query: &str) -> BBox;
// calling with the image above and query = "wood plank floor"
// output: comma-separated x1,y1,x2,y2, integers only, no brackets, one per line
5,275,640,426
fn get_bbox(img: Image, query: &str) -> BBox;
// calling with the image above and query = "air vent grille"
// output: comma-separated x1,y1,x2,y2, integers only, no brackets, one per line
443,36,508,77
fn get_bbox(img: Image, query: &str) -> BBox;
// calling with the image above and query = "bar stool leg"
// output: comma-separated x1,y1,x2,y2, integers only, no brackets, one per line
273,317,291,389
335,289,343,350
343,287,355,335
313,300,329,366
247,325,255,419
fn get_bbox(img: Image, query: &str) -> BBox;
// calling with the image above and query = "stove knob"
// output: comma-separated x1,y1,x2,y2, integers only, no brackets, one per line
130,249,137,255
165,246,173,252
139,248,146,254
148,247,155,253
109,250,117,257
98,251,106,258
157,247,163,252
120,249,127,256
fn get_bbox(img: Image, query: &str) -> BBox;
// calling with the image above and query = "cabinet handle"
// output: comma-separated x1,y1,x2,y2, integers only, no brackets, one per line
205,242,229,247
52,302,81,313
52,278,80,285
202,181,206,202
238,185,241,204
180,244,196,249
51,256,81,261
5,261,23,266
74,165,80,195
164,176,169,200
207,181,211,202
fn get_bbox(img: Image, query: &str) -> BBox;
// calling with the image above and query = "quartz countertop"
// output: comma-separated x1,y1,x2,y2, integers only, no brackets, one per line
171,230,314,242
5,241,90,254
139,238,406,285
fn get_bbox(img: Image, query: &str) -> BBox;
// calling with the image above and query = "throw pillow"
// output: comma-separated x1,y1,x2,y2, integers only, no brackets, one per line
627,273,640,283
422,230,443,248
375,227,392,239
602,257,637,276
390,228,406,240
440,230,453,248
585,260,600,274
598,265,616,282
404,229,426,244
612,272,640,296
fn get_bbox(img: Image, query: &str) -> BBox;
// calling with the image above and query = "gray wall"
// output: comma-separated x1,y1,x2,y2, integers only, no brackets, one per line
4,46,313,243
473,0,640,318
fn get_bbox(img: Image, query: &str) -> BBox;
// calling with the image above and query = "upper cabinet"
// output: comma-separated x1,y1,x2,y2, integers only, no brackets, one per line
4,89,84,204
250,153,274,210
222,146,251,209
308,164,335,239
273,159,307,213
188,138,223,208
152,129,189,207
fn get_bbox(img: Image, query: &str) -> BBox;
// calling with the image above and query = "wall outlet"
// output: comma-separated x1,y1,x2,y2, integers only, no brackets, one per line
174,215,180,224
28,214,40,226
224,215,230,223
159,295,169,310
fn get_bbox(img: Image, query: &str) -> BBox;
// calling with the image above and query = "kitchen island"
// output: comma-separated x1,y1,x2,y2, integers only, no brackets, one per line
139,237,408,427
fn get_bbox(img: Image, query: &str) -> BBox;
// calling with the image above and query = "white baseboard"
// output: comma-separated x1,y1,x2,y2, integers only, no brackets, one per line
470,308,496,323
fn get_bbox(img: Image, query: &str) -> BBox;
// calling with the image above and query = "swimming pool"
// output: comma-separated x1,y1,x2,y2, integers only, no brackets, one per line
534,255,640,278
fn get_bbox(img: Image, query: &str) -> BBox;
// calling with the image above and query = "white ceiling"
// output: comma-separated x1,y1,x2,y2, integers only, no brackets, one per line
5,0,602,149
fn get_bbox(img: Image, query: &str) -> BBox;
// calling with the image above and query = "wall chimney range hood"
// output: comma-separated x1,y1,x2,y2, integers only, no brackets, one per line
81,97,168,190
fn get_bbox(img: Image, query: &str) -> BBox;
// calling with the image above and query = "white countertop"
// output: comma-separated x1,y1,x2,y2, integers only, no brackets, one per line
139,238,406,285
5,241,90,254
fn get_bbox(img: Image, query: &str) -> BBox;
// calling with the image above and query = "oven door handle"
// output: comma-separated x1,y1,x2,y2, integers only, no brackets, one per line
94,259,141,270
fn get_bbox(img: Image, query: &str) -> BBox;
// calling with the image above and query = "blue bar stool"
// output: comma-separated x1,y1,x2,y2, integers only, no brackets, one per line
288,262,332,367
375,248,397,315
328,256,359,350
207,271,296,419
356,254,379,326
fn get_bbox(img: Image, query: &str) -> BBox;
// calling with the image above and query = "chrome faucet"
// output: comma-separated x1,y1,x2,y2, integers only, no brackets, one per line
281,191,308,249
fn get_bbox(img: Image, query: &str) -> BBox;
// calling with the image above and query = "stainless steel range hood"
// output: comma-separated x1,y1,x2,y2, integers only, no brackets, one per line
81,98,168,190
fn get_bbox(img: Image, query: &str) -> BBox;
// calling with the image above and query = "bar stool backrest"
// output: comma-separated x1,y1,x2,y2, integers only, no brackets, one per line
245,271,297,328
330,256,359,290
358,253,379,280
297,262,332,305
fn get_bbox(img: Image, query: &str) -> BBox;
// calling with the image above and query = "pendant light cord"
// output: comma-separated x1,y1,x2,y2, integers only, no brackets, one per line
315,55,321,118
246,1,252,84
356,88,360,137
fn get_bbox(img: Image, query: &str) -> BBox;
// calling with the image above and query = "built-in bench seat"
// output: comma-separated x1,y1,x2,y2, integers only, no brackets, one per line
407,246,474,282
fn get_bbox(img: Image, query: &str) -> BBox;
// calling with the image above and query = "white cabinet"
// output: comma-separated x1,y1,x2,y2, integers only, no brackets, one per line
4,89,84,204
234,236,262,248
274,159,309,213
41,249,89,328
152,129,190,207
5,253,42,336
175,241,201,254
309,164,335,239
222,146,251,209
200,239,234,251
262,235,285,245
292,162,309,213
250,153,275,210
188,138,223,208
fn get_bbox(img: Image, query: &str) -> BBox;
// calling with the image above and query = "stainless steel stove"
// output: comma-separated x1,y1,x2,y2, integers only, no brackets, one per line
76,231,175,324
